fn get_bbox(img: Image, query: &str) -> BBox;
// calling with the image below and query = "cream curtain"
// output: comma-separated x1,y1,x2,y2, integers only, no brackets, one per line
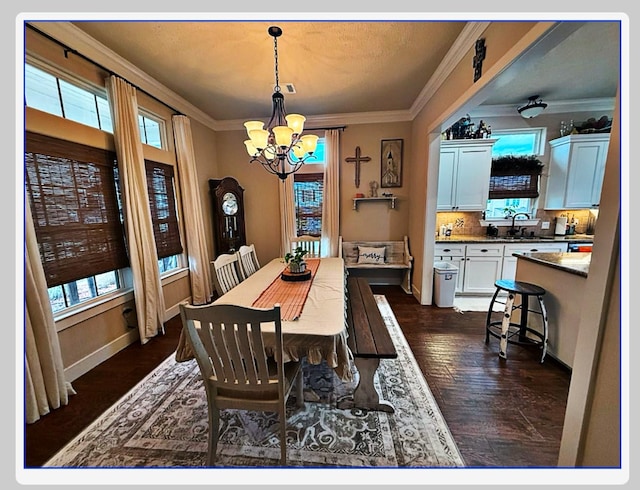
106,75,165,344
25,196,76,424
279,176,297,257
321,129,340,257
172,115,213,363
172,115,213,304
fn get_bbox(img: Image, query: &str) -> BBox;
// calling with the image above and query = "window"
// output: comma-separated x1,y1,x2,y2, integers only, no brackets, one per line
25,62,164,149
293,173,323,237
25,63,113,133
485,128,547,218
25,132,130,313
139,113,164,149
145,160,183,273
292,136,325,236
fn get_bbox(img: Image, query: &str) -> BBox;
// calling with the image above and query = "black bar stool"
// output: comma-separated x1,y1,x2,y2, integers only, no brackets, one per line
485,279,549,363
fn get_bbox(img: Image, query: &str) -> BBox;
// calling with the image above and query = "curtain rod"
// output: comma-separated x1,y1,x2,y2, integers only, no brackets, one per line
26,23,184,116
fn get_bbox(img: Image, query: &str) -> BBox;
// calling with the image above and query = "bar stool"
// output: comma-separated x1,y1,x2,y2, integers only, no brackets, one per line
485,279,549,363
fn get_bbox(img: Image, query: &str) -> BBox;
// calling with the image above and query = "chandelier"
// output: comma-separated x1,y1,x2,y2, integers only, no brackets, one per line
517,95,548,119
243,26,318,181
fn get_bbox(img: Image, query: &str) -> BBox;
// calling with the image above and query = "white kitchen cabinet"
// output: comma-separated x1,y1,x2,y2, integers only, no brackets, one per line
434,244,465,292
501,242,569,281
544,133,610,210
437,139,497,211
462,243,504,294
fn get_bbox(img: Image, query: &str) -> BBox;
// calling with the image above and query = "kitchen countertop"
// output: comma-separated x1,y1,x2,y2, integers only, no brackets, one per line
436,234,594,244
513,251,591,277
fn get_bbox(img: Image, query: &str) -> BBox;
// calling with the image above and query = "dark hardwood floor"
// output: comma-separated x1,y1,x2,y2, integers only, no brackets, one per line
24,285,571,468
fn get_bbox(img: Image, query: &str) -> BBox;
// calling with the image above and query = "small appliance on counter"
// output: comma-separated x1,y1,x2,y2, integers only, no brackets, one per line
486,224,499,237
554,216,568,236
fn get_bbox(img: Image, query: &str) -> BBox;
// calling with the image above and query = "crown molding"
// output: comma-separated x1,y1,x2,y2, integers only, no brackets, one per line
468,97,616,118
410,22,489,119
216,110,413,132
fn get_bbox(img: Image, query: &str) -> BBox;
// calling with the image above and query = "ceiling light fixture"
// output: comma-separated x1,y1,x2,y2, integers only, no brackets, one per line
243,26,318,181
517,95,548,119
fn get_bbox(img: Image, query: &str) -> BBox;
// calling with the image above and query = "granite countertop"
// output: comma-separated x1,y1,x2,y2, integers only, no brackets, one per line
513,251,591,277
436,234,594,244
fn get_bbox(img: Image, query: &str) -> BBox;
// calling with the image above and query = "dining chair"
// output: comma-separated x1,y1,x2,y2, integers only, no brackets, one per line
211,253,242,297
290,235,322,258
237,244,260,280
179,302,304,466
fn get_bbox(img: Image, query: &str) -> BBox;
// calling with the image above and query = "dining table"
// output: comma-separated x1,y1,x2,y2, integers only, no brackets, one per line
175,257,353,382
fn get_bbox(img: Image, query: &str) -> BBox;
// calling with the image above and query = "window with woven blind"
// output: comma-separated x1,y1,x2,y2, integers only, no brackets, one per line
293,173,323,237
488,173,540,199
488,156,543,199
25,132,129,288
144,160,183,259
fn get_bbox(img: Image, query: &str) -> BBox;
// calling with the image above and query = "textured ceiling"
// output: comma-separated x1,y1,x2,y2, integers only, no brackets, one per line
72,21,467,122
69,19,620,123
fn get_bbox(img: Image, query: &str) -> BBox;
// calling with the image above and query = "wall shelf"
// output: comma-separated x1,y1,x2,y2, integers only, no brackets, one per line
353,196,397,210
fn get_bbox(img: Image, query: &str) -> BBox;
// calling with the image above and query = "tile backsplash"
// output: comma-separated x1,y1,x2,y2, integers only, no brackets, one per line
436,209,598,238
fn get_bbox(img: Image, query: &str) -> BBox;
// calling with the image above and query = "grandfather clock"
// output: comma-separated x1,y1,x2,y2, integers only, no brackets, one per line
209,177,246,255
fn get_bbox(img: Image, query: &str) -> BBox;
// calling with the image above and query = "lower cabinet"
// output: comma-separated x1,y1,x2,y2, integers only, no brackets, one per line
462,244,504,294
435,243,503,294
434,244,465,292
501,242,569,281
435,241,571,296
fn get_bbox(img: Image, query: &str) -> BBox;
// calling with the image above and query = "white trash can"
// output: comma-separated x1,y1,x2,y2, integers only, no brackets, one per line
433,262,458,307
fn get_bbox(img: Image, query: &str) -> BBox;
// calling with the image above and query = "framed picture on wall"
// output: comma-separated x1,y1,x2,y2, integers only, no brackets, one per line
380,139,403,188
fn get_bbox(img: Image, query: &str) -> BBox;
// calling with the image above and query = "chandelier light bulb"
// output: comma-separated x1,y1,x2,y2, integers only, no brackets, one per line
285,114,305,134
272,126,294,147
300,134,319,154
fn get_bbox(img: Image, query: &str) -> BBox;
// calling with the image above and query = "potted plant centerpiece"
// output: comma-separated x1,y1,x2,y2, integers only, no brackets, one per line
284,246,308,274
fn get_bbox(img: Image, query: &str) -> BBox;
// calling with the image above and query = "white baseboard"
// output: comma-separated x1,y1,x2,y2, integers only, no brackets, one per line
63,298,189,382
64,328,139,382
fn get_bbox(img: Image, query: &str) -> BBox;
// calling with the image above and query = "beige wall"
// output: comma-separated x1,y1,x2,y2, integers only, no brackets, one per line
339,122,412,242
212,121,413,263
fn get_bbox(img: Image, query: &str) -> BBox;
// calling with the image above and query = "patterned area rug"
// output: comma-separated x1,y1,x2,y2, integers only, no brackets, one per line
44,295,464,469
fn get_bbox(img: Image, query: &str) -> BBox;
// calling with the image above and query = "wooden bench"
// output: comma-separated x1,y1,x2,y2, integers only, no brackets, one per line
339,236,413,294
337,276,398,413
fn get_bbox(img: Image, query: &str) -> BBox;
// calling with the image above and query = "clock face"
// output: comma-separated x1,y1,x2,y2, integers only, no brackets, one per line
221,192,238,215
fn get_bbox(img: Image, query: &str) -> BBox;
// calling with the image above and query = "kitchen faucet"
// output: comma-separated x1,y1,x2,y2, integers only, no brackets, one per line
508,212,530,236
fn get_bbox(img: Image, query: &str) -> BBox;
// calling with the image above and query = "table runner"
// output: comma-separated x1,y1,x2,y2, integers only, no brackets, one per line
252,258,321,320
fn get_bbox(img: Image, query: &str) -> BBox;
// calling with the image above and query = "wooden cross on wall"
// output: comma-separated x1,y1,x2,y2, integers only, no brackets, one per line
473,38,486,82
345,146,371,188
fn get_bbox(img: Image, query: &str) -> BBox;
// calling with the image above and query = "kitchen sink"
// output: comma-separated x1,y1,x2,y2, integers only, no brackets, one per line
491,236,555,241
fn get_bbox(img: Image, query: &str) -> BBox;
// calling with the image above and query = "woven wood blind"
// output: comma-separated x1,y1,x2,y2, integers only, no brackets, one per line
489,170,540,199
293,172,323,237
25,132,129,287
144,160,183,259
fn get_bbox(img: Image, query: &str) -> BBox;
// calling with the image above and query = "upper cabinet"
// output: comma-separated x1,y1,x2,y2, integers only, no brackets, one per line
544,134,610,210
437,139,497,212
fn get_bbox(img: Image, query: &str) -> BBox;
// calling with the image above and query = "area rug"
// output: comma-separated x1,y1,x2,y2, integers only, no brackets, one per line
453,295,504,313
44,295,464,469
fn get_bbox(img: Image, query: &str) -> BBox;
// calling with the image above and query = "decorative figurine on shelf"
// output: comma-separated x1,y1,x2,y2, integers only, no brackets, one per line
369,180,379,197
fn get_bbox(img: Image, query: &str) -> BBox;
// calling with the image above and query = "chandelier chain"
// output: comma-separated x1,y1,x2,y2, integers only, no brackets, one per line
273,36,280,93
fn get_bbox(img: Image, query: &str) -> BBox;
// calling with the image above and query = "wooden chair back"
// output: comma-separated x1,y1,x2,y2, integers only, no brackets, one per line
179,302,303,465
211,253,242,296
237,244,260,280
290,235,322,258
